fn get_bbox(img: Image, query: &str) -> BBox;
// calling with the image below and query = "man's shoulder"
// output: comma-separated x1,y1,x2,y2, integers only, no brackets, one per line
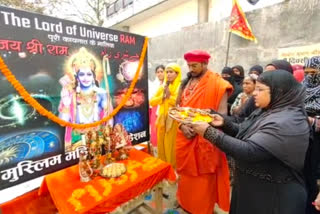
206,69,226,82
206,69,233,95
207,69,221,76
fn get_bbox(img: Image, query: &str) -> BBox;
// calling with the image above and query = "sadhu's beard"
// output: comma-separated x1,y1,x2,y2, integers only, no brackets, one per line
189,70,205,78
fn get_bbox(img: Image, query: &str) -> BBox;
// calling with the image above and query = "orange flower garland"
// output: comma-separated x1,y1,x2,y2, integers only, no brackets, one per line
0,37,148,129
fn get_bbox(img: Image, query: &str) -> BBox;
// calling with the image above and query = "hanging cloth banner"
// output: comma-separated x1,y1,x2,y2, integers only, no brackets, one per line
0,6,149,190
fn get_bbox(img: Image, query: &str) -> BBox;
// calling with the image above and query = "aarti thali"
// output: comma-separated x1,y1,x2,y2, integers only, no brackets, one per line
168,107,213,124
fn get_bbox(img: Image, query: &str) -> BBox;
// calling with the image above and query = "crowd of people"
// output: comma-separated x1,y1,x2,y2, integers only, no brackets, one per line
148,50,320,214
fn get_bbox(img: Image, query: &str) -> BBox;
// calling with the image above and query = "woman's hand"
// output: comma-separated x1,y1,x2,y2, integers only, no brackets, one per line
162,84,171,100
165,87,171,99
209,114,224,127
180,124,196,139
190,122,210,137
314,192,320,210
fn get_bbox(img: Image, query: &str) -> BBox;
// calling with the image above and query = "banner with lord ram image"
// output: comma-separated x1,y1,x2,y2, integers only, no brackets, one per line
0,6,149,190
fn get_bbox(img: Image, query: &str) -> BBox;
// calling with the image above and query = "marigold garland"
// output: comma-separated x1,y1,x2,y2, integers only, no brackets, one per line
0,37,148,129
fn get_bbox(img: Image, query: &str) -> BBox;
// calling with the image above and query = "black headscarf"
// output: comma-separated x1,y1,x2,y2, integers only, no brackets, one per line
232,65,245,84
266,60,293,74
222,67,242,110
258,69,305,110
249,65,263,75
237,70,309,171
221,66,233,83
302,56,320,116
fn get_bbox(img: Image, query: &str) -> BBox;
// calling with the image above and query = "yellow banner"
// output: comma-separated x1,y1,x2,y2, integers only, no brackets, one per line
278,44,320,65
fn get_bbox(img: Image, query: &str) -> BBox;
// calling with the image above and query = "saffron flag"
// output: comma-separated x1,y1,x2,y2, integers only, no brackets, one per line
230,0,257,42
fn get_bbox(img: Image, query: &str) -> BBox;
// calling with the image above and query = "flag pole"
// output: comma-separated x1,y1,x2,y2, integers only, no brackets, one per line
225,31,231,67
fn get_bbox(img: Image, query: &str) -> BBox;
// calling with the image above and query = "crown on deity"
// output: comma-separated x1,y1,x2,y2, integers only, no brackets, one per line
65,47,102,81
72,47,97,72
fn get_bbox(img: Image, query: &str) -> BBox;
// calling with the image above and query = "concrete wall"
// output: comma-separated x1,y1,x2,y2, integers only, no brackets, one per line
148,0,320,80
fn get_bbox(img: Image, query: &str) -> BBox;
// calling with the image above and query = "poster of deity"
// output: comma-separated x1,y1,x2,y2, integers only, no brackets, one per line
0,6,149,190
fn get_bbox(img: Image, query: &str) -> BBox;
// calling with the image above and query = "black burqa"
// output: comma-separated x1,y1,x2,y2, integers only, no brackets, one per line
266,59,294,74
211,70,310,214
303,56,320,214
232,65,245,84
249,64,263,75
231,60,293,122
221,67,242,114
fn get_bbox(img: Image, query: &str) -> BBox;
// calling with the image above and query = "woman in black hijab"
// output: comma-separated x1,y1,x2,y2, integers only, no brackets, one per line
191,70,309,214
221,66,234,83
265,60,293,74
248,65,263,76
302,56,320,214
232,65,245,84
230,60,293,123
221,67,242,115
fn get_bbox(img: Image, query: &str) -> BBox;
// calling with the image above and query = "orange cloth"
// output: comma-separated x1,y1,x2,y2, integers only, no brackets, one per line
39,149,175,214
0,189,56,214
176,70,232,214
150,106,158,146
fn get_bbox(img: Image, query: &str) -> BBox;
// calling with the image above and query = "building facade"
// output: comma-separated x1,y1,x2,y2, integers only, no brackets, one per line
104,0,285,37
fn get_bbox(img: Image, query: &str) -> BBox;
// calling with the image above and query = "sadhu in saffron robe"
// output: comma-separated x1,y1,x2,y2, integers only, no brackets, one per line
176,70,233,214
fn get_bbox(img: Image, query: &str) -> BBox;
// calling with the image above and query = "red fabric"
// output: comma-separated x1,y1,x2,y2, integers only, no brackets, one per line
39,149,175,214
293,69,305,82
292,64,304,71
176,70,232,213
292,64,304,82
230,0,257,42
1,189,56,214
184,50,211,63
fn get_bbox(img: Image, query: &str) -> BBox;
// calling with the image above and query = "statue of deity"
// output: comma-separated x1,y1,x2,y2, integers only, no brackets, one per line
102,125,113,164
110,124,132,160
78,150,93,182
